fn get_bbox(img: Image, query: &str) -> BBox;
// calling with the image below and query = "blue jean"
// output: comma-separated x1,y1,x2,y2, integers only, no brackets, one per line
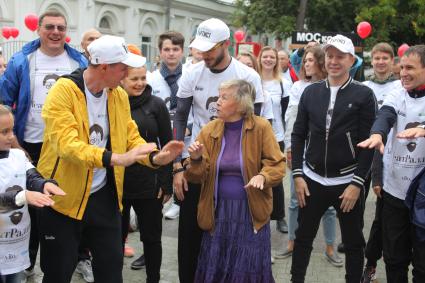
1,272,24,283
288,175,336,245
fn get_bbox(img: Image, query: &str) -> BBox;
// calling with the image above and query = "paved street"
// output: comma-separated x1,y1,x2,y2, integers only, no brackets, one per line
27,175,388,283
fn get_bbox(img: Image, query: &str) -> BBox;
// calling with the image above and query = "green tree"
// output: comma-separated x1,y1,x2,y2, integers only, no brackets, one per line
356,0,425,47
232,0,425,48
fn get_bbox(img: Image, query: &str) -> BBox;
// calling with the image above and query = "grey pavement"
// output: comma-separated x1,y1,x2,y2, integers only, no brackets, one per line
27,175,389,283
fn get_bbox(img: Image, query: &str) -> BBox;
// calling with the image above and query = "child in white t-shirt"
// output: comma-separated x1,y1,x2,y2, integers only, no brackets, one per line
0,105,65,281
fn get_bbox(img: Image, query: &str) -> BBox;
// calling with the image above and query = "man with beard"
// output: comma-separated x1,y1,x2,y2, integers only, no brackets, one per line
0,10,87,278
358,45,425,283
172,18,264,282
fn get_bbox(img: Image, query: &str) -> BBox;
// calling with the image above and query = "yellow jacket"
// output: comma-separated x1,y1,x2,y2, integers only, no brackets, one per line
37,72,155,220
184,115,285,232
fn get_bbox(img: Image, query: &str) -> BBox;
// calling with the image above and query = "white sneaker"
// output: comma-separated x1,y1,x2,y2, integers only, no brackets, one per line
164,203,180,219
75,259,94,282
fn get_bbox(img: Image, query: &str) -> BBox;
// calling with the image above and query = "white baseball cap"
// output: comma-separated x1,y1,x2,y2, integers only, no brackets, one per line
88,35,146,67
189,18,230,52
323,34,355,56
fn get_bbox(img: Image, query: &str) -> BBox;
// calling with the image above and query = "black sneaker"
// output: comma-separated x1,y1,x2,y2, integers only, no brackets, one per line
361,266,377,283
276,219,288,233
131,255,145,270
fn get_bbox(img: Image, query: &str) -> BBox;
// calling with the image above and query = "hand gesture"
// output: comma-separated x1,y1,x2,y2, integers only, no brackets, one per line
339,184,361,213
357,134,385,154
294,177,310,208
112,143,157,167
43,182,66,196
188,141,204,161
244,175,266,190
25,191,55,207
153,141,185,166
173,168,188,201
397,127,425,139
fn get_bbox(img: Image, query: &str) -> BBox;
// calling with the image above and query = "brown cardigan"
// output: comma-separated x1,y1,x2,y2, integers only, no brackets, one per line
184,115,286,233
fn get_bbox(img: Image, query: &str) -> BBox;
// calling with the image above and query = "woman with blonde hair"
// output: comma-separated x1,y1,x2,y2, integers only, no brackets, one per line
258,46,291,234
185,79,285,282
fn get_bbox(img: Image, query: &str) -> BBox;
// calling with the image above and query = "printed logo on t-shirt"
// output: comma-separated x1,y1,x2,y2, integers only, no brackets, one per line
0,186,23,214
9,211,23,225
405,122,421,152
206,96,218,121
89,124,104,145
43,74,60,90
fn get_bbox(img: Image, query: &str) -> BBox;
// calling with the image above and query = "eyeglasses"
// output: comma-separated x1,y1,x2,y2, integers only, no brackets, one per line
205,41,226,53
43,24,67,32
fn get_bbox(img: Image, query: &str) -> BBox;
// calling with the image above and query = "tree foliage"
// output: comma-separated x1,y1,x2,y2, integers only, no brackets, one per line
232,0,425,48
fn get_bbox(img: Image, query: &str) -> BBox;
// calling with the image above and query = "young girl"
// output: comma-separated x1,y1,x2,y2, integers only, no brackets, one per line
0,105,64,282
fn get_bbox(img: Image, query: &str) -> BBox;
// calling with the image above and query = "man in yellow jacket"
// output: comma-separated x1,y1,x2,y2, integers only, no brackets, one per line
37,35,184,283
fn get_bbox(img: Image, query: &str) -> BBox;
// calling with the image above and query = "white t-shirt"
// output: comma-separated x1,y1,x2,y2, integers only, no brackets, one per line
0,149,32,275
262,78,291,142
261,90,274,120
304,85,352,186
24,49,76,143
85,85,109,194
382,89,425,200
284,80,312,149
147,67,193,158
282,69,294,86
363,80,402,109
177,58,264,144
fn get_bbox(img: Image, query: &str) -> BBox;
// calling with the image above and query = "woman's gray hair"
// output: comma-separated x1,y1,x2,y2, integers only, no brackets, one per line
218,79,255,117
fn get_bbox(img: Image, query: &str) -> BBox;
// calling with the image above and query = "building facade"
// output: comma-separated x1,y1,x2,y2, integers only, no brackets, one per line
0,0,235,68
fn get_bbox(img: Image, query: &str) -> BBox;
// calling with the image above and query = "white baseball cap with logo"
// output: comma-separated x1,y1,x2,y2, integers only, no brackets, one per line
88,35,146,67
189,18,230,52
323,34,355,56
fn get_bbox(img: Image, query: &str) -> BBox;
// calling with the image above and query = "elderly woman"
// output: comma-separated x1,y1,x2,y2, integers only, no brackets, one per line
184,79,285,282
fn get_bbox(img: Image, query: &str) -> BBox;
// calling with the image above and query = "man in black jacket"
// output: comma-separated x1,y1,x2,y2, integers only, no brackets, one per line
290,35,377,283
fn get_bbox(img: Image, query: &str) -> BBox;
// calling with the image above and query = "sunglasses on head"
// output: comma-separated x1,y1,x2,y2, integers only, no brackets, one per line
43,24,67,32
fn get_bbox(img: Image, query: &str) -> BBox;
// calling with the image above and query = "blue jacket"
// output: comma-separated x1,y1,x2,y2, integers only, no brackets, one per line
0,39,87,143
405,166,425,242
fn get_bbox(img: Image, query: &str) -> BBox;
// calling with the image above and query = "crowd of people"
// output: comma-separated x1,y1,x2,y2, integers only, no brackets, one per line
0,9,424,283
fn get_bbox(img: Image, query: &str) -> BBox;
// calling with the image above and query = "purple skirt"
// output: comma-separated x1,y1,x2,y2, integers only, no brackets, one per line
194,180,274,283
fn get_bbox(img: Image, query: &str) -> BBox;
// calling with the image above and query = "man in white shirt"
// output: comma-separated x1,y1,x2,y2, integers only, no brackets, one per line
0,10,87,278
172,18,264,283
37,35,183,283
358,45,425,283
147,31,187,221
291,35,376,283
360,42,402,283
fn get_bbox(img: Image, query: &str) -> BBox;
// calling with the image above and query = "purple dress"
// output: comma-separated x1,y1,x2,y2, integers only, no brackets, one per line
194,119,274,283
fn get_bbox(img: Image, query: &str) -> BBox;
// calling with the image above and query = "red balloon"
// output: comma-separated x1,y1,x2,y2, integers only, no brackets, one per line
65,36,71,43
398,43,410,57
234,30,245,43
2,27,11,39
25,13,39,31
10,27,19,38
356,21,372,39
